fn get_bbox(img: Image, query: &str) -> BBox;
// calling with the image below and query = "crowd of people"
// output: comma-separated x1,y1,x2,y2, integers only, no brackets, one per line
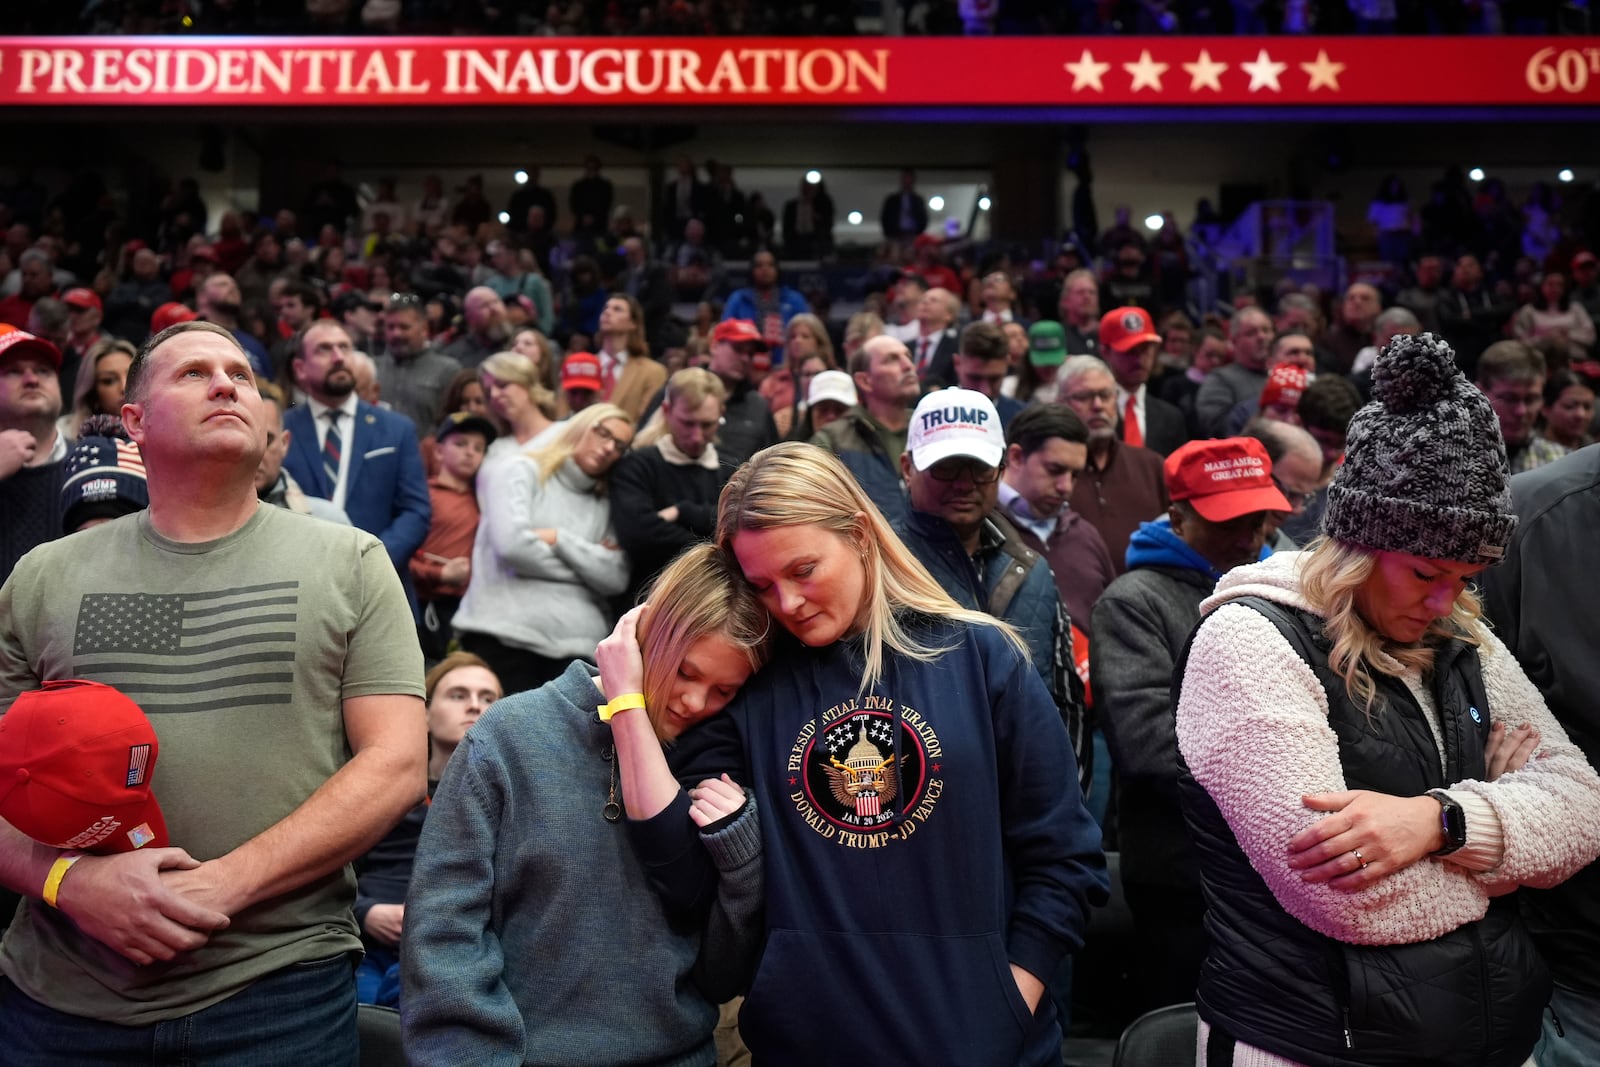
2,149,1600,1067
11,0,1591,35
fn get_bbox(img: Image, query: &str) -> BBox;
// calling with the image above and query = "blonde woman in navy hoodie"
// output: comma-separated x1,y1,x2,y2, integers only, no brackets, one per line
620,441,1108,1067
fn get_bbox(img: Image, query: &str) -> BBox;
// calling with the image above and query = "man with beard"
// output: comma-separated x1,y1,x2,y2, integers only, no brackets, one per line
196,273,273,382
282,321,430,613
374,295,460,439
443,287,512,368
1059,354,1168,575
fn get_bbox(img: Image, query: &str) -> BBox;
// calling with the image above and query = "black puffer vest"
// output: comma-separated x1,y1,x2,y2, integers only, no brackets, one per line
1175,597,1550,1067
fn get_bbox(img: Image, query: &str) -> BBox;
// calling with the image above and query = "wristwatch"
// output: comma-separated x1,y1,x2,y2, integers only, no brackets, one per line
1427,790,1467,855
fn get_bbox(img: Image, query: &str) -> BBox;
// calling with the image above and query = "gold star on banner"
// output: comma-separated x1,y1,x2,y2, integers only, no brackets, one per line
1123,50,1170,92
1181,50,1228,92
1300,50,1346,92
1241,49,1288,93
1064,50,1111,92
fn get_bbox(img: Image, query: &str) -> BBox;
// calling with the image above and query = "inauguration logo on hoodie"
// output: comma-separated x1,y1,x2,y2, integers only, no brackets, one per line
786,694,944,849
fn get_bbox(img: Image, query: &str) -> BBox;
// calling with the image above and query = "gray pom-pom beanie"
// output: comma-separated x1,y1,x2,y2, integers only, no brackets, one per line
1323,332,1517,565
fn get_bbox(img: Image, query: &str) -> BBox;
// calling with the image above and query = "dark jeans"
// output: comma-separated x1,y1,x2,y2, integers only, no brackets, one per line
458,630,569,697
0,953,358,1066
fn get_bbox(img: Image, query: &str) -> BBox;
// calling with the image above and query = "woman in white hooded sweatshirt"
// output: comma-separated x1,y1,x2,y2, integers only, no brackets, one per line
1173,333,1600,1067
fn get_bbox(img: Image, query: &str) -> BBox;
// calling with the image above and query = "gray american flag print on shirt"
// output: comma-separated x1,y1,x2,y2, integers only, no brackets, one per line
72,582,300,714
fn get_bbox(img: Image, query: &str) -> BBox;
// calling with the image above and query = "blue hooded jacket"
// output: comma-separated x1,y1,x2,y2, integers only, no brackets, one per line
1124,515,1273,580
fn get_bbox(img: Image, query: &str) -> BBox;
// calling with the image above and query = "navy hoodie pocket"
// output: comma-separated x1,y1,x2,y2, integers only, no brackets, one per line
740,927,1032,1066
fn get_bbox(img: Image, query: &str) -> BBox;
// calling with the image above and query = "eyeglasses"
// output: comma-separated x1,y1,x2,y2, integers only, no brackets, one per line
1064,388,1117,405
1272,475,1316,510
927,459,1005,484
592,422,631,455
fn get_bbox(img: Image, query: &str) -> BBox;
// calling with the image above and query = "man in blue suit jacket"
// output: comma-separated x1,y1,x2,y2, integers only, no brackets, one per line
282,322,430,613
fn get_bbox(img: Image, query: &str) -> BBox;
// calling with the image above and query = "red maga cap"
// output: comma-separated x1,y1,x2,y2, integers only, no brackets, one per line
0,324,63,371
62,288,102,313
150,302,198,334
0,680,169,854
711,318,768,349
1098,306,1162,354
1164,437,1291,522
561,352,603,392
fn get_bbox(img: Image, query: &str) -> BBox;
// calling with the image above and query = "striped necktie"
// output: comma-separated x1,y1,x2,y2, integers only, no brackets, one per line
323,410,343,490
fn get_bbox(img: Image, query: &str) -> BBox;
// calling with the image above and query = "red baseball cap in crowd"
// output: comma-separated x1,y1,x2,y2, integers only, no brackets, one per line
1099,306,1162,353
62,288,103,314
711,319,769,349
0,680,169,854
1164,437,1291,522
150,302,198,334
1260,363,1310,411
0,324,63,371
561,352,603,392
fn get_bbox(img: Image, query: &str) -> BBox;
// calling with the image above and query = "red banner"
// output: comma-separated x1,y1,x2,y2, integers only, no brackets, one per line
0,36,1597,107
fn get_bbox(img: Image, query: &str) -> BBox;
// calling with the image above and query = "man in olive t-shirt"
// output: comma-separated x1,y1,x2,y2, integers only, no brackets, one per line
0,321,426,1064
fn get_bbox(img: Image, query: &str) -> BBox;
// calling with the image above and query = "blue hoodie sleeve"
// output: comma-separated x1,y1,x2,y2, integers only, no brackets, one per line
626,709,750,914
983,626,1110,982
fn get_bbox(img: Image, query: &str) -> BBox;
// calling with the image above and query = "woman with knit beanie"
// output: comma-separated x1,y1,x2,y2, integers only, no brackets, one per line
1173,333,1600,1067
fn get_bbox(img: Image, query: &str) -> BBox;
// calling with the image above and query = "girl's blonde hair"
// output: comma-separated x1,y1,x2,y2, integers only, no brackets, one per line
525,402,632,489
637,543,773,739
480,349,559,421
1299,536,1487,718
634,367,727,450
715,442,1024,693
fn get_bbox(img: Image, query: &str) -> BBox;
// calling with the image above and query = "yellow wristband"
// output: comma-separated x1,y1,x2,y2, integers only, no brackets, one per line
43,851,83,909
598,692,646,722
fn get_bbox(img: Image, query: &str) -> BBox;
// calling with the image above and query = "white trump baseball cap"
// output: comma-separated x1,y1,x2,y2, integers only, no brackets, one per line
906,388,1006,471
